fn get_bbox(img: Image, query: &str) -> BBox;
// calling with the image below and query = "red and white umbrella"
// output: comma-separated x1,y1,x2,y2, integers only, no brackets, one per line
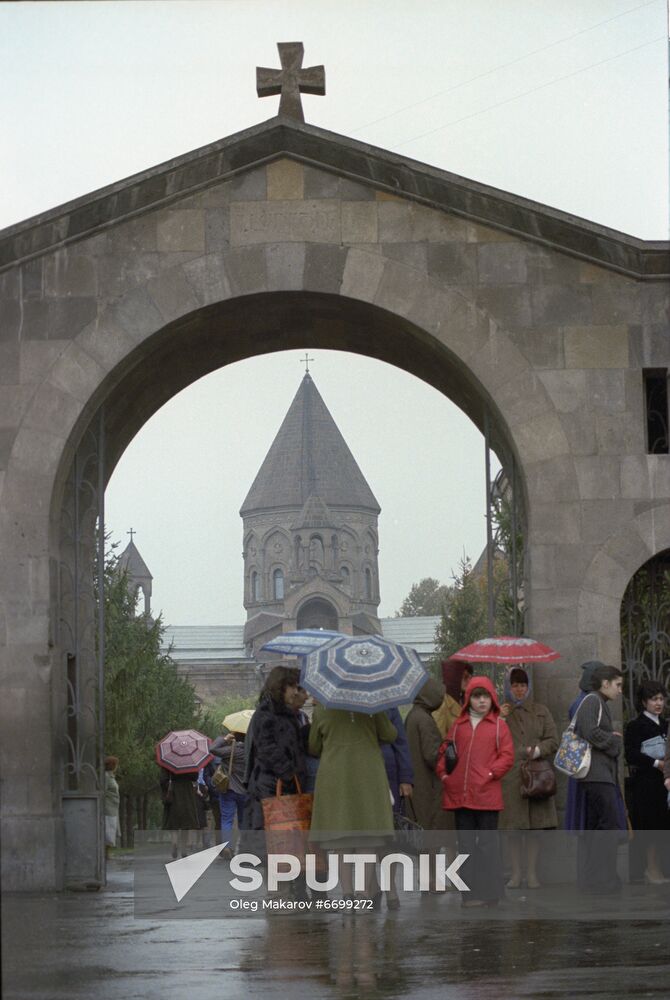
451,636,560,664
155,729,213,774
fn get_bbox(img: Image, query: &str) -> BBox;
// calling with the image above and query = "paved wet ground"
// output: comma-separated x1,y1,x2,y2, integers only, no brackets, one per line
3,857,670,999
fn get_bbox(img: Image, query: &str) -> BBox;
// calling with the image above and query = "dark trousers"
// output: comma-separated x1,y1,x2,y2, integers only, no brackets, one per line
454,808,504,902
582,782,622,892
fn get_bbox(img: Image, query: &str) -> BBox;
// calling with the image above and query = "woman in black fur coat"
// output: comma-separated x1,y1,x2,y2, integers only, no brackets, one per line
624,679,669,883
245,665,307,831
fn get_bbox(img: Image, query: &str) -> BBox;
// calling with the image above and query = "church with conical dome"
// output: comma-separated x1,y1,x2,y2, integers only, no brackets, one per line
139,369,440,698
240,371,383,657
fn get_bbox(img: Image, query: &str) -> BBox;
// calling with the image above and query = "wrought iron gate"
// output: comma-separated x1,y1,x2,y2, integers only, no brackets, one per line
484,410,524,638
58,408,105,885
621,550,670,720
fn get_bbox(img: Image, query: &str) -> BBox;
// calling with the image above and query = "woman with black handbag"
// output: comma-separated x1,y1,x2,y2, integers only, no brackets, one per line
499,668,558,889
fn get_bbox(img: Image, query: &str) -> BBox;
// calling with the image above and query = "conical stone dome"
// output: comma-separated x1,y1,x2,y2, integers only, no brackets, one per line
240,373,380,516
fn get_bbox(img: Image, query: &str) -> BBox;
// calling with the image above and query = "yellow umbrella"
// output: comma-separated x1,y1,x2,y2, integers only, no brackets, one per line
222,709,255,734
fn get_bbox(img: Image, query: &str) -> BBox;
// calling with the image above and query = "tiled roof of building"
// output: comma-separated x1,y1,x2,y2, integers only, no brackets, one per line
380,616,441,659
162,625,250,662
240,373,380,515
162,617,440,664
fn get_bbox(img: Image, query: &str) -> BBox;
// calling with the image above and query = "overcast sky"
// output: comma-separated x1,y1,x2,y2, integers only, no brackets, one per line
2,1,667,624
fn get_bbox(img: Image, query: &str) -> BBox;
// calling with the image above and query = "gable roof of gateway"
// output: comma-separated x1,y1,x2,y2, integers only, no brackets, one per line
241,372,380,516
0,116,667,280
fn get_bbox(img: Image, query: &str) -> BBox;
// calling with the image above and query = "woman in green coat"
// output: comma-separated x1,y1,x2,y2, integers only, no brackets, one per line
499,668,559,888
309,706,397,898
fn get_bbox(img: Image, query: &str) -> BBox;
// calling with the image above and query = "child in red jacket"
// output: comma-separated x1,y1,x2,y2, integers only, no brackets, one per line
437,675,514,906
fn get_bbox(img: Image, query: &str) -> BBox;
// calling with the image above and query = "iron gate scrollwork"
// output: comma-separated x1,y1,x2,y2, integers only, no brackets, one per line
621,550,670,721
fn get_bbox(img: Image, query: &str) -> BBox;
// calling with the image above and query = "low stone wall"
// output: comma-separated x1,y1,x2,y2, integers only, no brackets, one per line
175,661,266,701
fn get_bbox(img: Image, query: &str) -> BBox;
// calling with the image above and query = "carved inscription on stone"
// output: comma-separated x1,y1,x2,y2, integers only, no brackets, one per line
231,201,341,245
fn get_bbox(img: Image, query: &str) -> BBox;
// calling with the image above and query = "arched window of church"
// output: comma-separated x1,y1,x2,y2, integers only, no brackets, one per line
273,569,284,600
341,566,350,592
365,568,373,600
251,571,260,602
309,535,324,568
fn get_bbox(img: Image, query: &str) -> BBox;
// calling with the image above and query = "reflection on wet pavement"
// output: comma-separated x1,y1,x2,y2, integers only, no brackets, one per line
3,859,670,999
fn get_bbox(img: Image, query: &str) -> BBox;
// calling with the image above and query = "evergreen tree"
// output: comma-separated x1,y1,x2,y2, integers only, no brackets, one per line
102,548,211,844
433,555,487,660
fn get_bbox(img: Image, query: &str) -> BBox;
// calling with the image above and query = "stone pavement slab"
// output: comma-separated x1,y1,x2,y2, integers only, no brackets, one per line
3,858,670,1000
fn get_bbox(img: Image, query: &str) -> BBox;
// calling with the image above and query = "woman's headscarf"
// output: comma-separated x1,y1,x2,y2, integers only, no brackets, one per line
503,666,533,706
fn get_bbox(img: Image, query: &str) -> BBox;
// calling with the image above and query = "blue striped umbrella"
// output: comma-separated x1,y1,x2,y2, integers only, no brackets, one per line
302,635,428,713
260,629,343,656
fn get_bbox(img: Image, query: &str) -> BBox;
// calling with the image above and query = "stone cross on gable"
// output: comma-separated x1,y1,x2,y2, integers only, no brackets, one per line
256,42,325,123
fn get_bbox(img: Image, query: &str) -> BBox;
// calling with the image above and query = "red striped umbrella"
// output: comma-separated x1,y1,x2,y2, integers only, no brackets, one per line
451,636,560,664
155,729,213,774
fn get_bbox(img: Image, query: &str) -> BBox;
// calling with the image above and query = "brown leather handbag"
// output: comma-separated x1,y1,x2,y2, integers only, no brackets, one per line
520,757,557,799
262,776,314,864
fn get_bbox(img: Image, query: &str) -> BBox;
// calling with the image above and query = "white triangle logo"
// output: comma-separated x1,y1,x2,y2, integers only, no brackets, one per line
165,841,228,902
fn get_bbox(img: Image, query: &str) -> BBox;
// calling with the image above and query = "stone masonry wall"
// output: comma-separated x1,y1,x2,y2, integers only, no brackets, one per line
0,142,668,888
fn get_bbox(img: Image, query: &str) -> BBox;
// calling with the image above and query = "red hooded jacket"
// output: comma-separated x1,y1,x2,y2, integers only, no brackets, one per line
436,675,514,811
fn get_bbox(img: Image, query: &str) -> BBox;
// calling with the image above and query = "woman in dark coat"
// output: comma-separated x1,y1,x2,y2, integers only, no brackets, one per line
380,706,414,811
160,768,200,859
379,706,414,909
405,677,447,830
624,679,669,883
245,665,306,831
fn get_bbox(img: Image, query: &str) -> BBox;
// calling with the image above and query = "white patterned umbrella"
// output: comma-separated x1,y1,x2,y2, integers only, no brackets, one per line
302,634,428,714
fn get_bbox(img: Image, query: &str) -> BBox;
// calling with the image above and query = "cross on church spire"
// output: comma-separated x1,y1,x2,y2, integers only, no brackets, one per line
301,352,315,374
127,528,136,542
256,42,325,122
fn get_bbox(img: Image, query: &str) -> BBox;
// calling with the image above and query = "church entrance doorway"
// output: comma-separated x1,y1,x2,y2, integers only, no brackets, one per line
296,598,339,631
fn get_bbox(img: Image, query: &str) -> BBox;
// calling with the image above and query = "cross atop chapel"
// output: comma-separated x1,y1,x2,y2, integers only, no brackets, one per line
256,42,325,122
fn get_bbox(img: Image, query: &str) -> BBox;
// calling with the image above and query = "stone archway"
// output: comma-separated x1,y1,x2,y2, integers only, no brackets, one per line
3,283,539,892
579,504,670,711
1,121,666,891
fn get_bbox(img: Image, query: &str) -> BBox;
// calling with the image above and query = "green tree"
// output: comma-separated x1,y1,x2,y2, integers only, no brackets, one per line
396,577,452,617
490,487,525,636
433,555,487,661
103,550,207,845
204,692,257,729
